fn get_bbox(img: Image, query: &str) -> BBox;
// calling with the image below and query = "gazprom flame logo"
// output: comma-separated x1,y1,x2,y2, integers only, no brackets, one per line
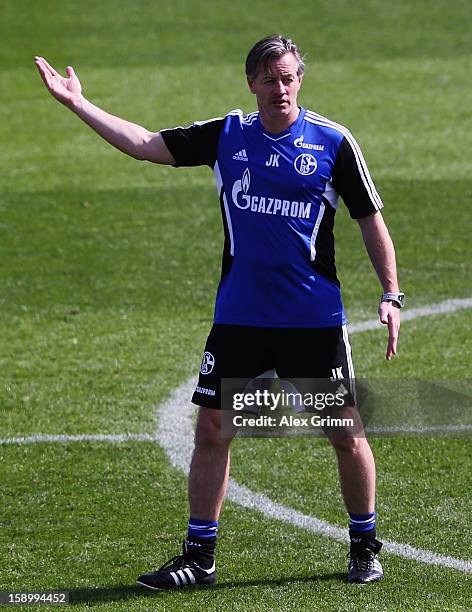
232,168,251,209
242,168,250,193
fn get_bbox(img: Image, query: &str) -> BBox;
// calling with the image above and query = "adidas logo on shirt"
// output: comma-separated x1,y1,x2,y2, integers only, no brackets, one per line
233,149,248,161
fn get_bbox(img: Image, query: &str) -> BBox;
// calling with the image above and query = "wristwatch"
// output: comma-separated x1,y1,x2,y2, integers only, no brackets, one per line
381,292,405,308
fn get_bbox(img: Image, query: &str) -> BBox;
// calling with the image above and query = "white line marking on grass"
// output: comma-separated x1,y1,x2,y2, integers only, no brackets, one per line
0,433,156,445
348,297,472,333
1,297,471,573
1,424,469,447
1,422,469,447
367,424,472,434
156,378,472,574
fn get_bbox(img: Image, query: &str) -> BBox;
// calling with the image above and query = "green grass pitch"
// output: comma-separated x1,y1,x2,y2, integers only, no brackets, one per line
1,1,471,609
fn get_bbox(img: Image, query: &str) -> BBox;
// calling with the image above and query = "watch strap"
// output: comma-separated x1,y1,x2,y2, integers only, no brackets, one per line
381,292,405,308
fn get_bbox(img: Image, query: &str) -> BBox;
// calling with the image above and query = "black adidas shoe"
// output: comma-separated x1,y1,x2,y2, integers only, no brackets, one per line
347,538,383,583
137,542,216,591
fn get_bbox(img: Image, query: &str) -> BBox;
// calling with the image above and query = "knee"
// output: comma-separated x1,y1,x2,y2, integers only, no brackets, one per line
328,433,366,454
194,408,230,449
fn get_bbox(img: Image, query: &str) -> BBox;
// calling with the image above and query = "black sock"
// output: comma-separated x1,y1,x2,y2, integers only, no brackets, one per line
185,535,216,568
349,528,376,544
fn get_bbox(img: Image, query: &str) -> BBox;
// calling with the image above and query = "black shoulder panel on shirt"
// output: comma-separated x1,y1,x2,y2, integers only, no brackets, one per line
331,136,383,219
160,118,225,168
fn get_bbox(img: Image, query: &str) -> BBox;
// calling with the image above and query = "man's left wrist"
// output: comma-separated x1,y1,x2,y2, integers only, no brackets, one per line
381,292,405,308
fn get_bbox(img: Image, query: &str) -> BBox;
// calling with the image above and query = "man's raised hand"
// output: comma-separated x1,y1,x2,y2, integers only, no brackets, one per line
34,56,82,108
33,56,176,165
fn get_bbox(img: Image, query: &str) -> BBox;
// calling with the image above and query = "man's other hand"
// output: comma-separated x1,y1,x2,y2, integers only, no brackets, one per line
378,300,400,360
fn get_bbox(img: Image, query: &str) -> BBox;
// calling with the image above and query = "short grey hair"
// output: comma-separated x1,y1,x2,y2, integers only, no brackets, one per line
245,35,305,81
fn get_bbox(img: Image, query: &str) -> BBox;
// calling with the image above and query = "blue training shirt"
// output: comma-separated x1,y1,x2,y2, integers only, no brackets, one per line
161,107,383,328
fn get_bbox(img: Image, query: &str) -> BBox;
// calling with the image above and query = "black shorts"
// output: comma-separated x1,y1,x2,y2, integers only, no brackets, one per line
192,324,355,409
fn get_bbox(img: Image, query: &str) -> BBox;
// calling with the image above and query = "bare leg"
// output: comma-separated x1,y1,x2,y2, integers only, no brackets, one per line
331,436,376,513
188,407,234,520
325,406,376,514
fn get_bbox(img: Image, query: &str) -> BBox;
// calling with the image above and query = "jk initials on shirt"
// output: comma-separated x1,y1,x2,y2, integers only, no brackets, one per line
330,366,344,381
265,153,280,167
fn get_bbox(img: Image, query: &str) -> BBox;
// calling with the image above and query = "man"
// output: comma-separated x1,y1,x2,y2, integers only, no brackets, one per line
35,34,403,587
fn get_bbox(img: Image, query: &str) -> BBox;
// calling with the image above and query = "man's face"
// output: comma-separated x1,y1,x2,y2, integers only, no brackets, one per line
247,52,303,131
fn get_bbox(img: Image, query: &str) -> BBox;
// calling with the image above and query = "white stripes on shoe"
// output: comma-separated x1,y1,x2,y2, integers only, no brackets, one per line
184,568,197,584
170,568,196,586
169,561,215,586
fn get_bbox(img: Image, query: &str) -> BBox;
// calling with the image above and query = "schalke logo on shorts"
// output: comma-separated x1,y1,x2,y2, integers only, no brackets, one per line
200,351,215,375
294,153,317,176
